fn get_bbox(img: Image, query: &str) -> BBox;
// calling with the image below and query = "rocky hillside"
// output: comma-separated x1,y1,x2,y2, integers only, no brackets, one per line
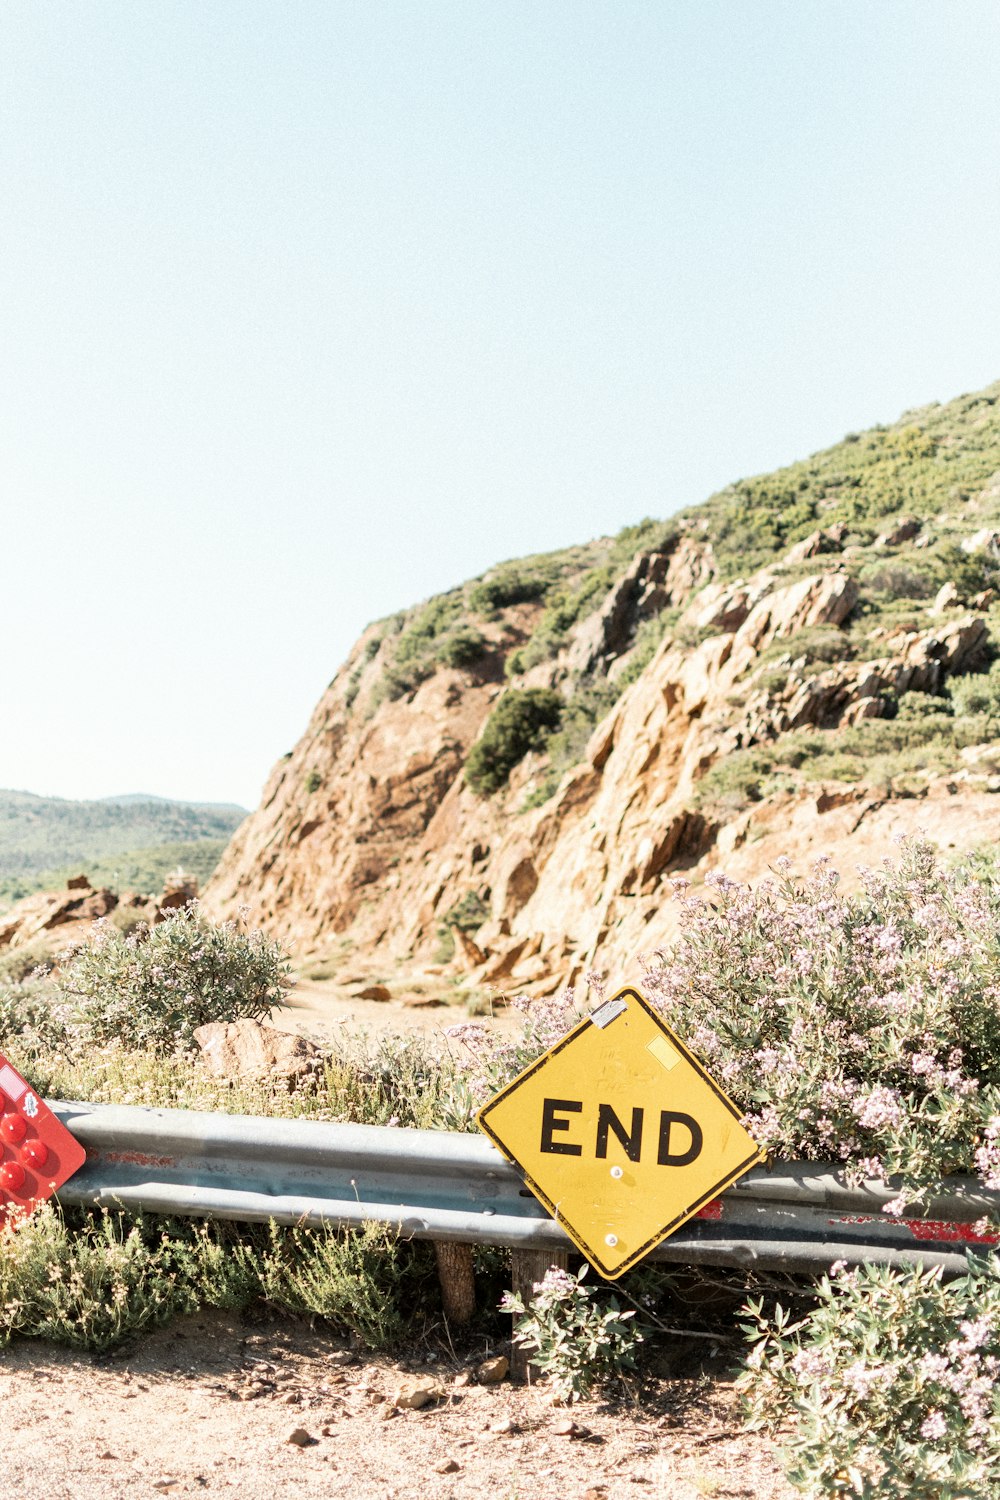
205,381,1000,994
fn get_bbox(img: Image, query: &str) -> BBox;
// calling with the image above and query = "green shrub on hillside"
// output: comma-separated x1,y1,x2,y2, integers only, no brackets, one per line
469,564,555,616
438,625,487,669
370,658,434,706
692,746,796,815
896,688,951,719
512,519,680,673
607,516,678,565
521,678,619,808
857,559,938,601
465,689,563,796
859,540,996,604
368,592,491,709
394,594,464,664
516,566,615,670
442,890,489,933
434,889,489,961
695,383,1000,579
950,658,1000,720
757,626,854,671
693,704,996,813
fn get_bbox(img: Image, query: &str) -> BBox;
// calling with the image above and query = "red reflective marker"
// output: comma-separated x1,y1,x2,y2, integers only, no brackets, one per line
0,1054,86,1223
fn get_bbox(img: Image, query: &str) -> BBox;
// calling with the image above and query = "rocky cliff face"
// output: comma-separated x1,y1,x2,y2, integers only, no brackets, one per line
206,382,1000,993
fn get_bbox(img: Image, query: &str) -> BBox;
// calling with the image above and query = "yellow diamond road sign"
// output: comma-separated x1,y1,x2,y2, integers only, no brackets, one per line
477,985,764,1278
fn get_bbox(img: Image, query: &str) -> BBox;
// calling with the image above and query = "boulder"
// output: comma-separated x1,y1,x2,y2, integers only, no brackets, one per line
193,1018,321,1083
932,581,961,613
156,874,198,919
450,926,486,968
786,525,848,563
875,516,922,548
354,984,391,1001
391,1376,443,1410
961,528,1000,557
492,848,538,919
476,1355,509,1385
479,937,532,983
841,696,890,726
0,882,118,950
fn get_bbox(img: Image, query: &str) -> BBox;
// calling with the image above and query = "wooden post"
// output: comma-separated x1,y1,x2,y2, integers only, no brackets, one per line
434,1241,477,1325
508,1247,569,1384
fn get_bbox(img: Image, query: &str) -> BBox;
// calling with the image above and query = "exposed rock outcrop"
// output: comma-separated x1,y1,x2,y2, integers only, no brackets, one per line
203,543,1000,997
0,880,119,951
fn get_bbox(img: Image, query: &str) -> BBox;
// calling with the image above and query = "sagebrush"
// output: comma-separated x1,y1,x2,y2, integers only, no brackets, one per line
59,905,291,1052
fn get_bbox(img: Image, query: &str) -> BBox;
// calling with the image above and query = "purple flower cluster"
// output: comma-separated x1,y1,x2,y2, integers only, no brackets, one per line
445,987,587,1102
635,838,1000,1204
742,1256,1000,1492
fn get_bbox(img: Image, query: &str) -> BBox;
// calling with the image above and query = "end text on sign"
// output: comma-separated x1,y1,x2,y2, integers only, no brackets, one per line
539,1097,703,1167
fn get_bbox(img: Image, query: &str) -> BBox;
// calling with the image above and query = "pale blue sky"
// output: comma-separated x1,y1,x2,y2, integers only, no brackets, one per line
2,3,999,808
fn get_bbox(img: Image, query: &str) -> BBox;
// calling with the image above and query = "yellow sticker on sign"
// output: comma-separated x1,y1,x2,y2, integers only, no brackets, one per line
477,985,764,1278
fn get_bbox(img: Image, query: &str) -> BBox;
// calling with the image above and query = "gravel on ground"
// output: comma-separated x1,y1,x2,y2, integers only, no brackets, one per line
2,1307,795,1499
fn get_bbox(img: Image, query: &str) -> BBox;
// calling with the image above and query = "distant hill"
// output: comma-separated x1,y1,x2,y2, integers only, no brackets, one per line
98,793,246,813
0,790,247,903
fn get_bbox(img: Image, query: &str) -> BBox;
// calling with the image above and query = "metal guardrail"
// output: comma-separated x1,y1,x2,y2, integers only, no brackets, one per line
51,1100,1000,1278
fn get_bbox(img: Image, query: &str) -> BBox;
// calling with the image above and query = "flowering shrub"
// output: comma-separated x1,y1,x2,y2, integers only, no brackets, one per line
0,1203,423,1354
500,1263,642,1401
638,839,1000,1208
0,1203,203,1352
740,1256,1000,1497
59,905,291,1053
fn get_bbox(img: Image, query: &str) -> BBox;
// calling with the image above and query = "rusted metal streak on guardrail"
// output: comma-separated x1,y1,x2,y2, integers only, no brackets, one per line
50,1101,999,1278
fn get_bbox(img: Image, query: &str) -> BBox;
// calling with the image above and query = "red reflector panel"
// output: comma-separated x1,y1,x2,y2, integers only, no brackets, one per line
0,1055,86,1221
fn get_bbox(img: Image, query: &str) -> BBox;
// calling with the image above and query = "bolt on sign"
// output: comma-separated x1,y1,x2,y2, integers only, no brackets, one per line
0,1053,86,1222
477,985,764,1278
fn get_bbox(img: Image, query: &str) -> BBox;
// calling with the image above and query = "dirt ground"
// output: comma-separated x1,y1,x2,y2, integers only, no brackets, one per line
3,1306,794,1500
277,973,522,1042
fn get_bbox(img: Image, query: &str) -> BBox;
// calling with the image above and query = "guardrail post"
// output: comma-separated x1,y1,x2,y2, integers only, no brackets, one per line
509,1247,569,1384
434,1240,476,1325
